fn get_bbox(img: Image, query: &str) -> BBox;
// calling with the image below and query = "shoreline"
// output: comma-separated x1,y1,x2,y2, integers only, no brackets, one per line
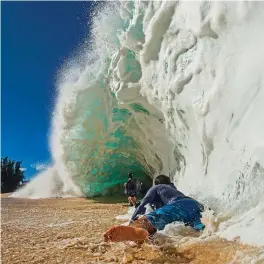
1,196,263,263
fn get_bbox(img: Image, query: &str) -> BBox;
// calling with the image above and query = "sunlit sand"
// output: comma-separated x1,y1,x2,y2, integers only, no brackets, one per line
2,196,263,264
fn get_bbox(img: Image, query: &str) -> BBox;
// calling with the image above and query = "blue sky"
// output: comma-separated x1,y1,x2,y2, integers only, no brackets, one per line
2,1,94,178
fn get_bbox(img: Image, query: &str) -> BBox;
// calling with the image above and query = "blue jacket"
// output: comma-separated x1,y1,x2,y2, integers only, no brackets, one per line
131,183,185,221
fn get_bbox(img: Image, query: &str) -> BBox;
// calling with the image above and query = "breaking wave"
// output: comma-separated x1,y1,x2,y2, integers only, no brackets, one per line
13,1,264,247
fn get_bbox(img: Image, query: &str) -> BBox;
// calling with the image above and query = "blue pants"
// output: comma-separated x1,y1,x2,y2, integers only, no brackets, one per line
145,197,205,231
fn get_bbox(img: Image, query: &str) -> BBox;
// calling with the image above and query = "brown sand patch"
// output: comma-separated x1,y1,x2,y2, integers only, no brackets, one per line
1,197,263,264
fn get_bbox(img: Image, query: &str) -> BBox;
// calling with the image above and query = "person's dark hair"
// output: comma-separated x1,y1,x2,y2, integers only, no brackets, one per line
128,172,133,179
154,175,171,185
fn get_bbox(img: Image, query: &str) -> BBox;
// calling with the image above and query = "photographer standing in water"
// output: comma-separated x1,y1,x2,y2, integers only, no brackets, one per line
124,172,137,206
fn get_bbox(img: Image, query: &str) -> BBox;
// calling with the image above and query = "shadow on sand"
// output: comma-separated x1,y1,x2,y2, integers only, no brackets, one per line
87,195,128,204
88,194,145,204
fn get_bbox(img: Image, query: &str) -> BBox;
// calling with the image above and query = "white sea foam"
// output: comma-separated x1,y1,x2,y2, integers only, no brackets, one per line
13,1,264,248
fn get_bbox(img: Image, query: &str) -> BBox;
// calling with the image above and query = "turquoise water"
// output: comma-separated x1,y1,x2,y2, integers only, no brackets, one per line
76,101,153,196
61,77,154,196
58,3,157,197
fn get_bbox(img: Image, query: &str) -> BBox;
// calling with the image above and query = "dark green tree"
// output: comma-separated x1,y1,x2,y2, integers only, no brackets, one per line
1,157,26,193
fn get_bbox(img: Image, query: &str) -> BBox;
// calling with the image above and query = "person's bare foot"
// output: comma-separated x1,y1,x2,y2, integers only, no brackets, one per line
104,225,148,242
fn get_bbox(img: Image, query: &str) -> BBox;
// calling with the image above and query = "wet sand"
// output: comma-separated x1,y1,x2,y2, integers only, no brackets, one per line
1,195,264,264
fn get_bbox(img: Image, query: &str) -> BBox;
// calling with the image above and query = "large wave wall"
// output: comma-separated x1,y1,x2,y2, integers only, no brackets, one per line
13,1,264,247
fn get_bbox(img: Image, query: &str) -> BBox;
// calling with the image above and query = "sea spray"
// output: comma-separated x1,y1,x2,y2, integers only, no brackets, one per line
13,1,264,247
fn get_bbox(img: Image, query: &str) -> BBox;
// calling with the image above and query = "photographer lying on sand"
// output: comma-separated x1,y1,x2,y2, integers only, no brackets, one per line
104,175,205,243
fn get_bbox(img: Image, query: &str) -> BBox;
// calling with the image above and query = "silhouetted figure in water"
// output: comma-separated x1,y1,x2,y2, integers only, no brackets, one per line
105,175,205,243
124,172,137,206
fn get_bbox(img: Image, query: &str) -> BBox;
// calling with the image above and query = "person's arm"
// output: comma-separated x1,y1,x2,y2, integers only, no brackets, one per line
130,186,157,221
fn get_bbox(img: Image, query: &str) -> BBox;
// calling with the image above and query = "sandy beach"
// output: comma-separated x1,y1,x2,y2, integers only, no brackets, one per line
1,195,263,264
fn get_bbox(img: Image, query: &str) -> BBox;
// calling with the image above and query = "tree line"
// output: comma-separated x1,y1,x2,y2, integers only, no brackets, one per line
1,157,26,193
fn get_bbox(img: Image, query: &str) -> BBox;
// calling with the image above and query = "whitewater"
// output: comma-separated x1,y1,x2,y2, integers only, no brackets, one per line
12,1,264,249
